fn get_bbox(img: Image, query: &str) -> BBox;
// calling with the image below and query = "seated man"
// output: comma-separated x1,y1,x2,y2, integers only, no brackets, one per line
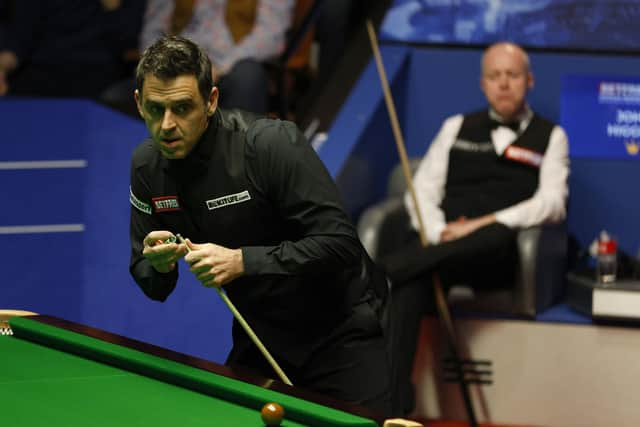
380,42,570,415
0,0,144,98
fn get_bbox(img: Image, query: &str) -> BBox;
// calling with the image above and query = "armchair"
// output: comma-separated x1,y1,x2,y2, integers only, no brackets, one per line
357,160,567,318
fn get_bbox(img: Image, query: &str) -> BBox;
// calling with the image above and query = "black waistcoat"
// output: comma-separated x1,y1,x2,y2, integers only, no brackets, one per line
441,110,554,220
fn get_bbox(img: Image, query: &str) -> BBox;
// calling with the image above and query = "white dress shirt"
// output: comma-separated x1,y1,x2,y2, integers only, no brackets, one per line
404,108,570,244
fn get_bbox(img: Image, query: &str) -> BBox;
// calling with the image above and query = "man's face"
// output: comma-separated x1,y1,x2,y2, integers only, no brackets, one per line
135,74,217,159
480,45,533,121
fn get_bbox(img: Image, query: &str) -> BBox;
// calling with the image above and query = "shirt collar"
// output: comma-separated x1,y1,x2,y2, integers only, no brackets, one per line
488,104,533,132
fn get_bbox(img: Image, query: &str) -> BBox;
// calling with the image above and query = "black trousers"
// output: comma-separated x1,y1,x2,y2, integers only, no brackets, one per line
379,213,518,416
226,301,393,416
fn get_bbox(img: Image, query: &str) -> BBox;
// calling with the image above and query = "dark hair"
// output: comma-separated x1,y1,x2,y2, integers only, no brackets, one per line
135,35,213,102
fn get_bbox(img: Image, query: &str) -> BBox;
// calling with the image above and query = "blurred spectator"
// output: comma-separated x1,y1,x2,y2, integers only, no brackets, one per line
0,0,145,98
284,0,367,122
0,1,12,42
102,0,294,116
315,0,356,86
287,0,364,86
0,0,12,95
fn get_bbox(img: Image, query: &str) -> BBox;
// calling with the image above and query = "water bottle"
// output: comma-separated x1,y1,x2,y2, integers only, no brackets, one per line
597,231,617,285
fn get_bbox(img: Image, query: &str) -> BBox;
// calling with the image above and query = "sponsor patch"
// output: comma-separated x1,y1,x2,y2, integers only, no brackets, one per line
152,196,181,212
599,81,640,104
130,187,152,215
206,190,251,210
452,139,494,153
504,145,543,168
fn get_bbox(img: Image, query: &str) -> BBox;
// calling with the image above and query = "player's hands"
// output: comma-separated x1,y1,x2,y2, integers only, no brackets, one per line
440,214,495,242
142,231,187,273
440,216,470,242
184,239,244,288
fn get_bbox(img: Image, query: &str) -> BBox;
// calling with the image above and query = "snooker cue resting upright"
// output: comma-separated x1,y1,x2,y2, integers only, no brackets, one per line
364,20,455,334
176,234,292,386
365,20,478,426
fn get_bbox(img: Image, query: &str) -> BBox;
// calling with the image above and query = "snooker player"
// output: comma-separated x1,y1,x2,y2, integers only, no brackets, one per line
128,35,392,414
382,42,569,416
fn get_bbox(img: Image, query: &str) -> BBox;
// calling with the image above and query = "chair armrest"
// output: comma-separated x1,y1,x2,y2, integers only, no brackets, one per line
515,222,568,317
357,198,405,260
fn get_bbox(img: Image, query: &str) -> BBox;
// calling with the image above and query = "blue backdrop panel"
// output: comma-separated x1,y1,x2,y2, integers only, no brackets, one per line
561,75,640,159
2,232,84,322
1,100,233,365
335,99,405,220
320,45,410,179
321,45,410,219
405,48,486,157
529,52,640,122
1,98,88,160
1,168,85,225
335,60,411,218
568,159,640,256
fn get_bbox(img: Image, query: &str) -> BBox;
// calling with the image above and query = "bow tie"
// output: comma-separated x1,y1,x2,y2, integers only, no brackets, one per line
489,119,520,133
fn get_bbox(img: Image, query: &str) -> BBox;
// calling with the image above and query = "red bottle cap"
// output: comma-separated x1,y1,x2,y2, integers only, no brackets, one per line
598,239,617,255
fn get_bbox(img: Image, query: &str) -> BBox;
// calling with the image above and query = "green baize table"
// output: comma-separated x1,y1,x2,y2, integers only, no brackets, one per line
1,315,381,427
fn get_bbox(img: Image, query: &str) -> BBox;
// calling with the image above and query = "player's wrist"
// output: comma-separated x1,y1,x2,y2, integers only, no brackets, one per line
234,249,244,275
153,262,176,274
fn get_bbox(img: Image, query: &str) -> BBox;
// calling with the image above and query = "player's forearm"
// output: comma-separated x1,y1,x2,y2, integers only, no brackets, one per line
241,234,361,276
440,213,497,242
130,258,178,301
473,213,497,229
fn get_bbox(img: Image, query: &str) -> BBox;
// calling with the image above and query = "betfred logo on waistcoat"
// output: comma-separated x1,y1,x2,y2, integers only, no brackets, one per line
152,196,181,212
504,145,543,168
206,190,251,210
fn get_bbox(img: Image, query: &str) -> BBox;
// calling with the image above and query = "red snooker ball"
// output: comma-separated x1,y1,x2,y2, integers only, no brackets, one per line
261,402,285,426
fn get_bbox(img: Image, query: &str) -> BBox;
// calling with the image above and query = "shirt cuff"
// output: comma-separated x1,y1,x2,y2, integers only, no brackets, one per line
494,209,518,229
241,246,271,276
131,262,178,302
428,221,446,245
410,213,445,244
427,223,447,244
